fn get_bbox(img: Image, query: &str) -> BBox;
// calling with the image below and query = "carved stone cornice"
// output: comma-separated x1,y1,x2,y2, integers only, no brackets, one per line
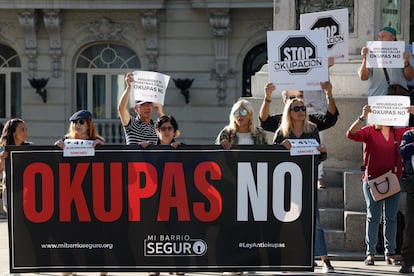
43,9,62,78
140,10,159,71
0,21,16,44
209,9,231,37
18,9,38,77
80,16,128,41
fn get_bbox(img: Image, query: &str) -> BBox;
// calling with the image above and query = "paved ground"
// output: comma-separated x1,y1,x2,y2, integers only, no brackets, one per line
0,218,408,276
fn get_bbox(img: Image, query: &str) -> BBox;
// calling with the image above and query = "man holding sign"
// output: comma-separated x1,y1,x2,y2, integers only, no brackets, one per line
358,26,414,97
118,71,166,147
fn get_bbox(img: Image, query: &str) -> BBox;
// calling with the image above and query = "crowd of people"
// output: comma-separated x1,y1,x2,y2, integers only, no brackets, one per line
2,26,414,275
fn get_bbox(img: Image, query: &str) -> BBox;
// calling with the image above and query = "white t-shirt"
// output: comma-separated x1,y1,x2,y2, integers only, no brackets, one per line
236,132,254,145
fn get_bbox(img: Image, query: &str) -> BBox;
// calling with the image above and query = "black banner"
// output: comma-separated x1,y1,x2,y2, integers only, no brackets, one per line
6,145,316,273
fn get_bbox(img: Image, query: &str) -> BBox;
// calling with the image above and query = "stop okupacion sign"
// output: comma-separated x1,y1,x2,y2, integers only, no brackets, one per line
310,16,344,49
275,35,322,74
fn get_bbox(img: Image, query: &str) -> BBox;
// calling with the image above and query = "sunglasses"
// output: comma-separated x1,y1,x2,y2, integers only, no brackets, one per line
160,126,173,131
290,106,307,112
233,109,248,117
72,119,86,125
288,95,304,100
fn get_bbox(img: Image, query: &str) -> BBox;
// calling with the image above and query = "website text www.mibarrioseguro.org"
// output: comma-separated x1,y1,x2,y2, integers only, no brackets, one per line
40,242,113,250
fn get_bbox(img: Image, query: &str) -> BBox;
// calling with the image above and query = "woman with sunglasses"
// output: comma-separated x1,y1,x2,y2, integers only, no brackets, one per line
274,98,333,274
216,99,268,149
54,110,106,276
54,110,104,149
155,115,182,148
0,118,32,213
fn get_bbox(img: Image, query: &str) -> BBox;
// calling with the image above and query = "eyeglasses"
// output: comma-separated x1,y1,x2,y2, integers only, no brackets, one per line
290,106,307,112
288,95,304,100
160,126,173,131
233,109,248,117
72,119,86,125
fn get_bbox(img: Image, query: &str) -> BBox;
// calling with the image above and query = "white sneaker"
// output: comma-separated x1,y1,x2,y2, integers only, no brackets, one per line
321,259,334,273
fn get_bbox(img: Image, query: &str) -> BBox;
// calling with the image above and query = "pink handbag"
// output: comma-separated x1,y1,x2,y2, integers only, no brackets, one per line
368,170,401,202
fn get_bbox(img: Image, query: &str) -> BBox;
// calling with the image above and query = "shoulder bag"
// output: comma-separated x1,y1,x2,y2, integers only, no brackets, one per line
368,129,401,201
383,68,410,96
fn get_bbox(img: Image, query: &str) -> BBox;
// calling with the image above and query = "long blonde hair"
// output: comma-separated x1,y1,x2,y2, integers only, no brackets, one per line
227,99,257,135
278,98,316,137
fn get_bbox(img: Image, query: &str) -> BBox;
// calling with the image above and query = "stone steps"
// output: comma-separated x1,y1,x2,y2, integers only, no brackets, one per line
320,168,366,253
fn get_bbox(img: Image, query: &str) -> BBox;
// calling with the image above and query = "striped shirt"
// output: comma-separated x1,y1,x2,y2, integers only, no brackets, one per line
123,116,158,145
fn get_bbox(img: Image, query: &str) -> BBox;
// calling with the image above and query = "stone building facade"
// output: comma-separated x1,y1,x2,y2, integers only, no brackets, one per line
0,0,411,150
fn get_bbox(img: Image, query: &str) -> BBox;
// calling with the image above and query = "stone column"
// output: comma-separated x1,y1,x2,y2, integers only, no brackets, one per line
18,9,38,78
141,10,159,71
209,9,234,106
43,9,62,78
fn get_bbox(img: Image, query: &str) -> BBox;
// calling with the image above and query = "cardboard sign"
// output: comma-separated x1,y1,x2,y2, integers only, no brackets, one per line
288,139,320,156
366,41,405,68
367,95,410,126
63,139,95,157
300,8,349,62
132,70,170,105
267,30,328,91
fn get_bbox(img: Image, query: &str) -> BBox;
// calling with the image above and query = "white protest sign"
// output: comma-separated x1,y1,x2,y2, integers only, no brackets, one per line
132,70,170,106
366,41,405,68
367,95,410,126
288,138,320,156
63,139,95,157
267,30,328,92
300,8,348,62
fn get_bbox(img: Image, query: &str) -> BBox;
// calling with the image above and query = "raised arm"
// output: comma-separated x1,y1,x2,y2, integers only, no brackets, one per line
259,83,275,122
358,47,370,81
118,72,134,126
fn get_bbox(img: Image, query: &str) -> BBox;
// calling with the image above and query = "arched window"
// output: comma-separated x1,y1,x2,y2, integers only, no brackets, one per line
75,43,140,143
242,43,267,97
0,44,22,119
75,43,140,119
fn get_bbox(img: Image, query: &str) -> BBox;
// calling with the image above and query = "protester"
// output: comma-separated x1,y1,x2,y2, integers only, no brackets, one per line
54,110,104,149
259,81,338,134
155,115,182,148
399,129,414,273
358,26,414,96
216,99,268,149
0,118,31,213
346,104,414,266
273,97,333,273
54,110,105,276
118,71,165,147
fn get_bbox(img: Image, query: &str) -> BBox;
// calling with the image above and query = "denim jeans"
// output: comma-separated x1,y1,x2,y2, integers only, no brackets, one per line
314,206,327,257
362,181,401,256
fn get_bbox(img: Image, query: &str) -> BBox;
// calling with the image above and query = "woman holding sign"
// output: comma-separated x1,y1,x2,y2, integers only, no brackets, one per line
54,110,106,276
273,98,333,273
346,104,414,267
54,110,104,149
